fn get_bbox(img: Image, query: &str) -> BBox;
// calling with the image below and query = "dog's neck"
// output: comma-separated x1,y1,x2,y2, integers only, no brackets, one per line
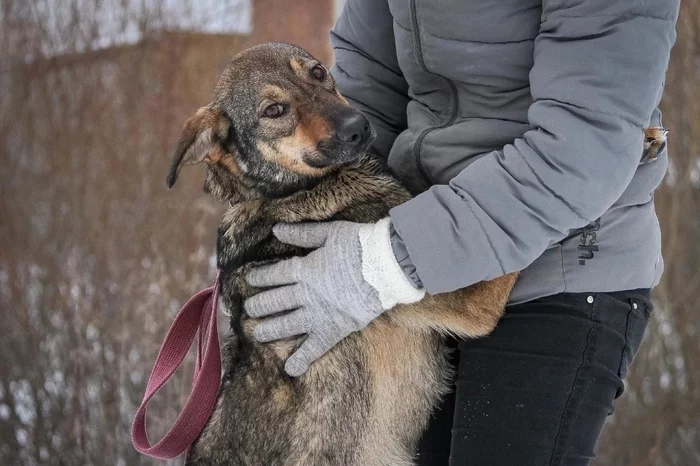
213,172,333,273
204,162,327,206
214,156,384,273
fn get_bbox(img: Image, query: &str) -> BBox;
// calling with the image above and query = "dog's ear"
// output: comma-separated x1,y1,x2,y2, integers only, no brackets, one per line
166,105,231,188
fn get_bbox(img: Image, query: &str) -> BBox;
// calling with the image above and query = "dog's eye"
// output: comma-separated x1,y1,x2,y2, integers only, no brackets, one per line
311,64,327,81
262,103,286,118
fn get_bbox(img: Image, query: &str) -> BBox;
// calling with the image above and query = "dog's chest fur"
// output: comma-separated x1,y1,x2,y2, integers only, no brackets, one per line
186,155,449,466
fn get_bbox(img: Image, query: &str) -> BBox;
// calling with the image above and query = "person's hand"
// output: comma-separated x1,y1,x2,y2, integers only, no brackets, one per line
245,218,425,376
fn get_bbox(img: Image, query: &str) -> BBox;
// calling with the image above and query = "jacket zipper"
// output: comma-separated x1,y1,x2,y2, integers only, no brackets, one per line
409,0,461,189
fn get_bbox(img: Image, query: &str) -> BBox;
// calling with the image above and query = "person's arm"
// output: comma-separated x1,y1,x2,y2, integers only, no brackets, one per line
330,0,409,158
390,0,680,294
242,0,679,376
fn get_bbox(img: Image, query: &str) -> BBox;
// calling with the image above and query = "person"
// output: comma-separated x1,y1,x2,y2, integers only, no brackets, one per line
242,0,680,464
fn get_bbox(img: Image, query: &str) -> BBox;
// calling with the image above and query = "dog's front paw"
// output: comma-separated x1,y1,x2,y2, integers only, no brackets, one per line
641,126,668,164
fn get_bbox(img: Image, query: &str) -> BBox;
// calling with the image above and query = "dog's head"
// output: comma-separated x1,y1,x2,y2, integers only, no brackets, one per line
166,42,375,202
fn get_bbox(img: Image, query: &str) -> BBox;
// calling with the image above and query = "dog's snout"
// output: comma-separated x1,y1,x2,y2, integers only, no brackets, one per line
337,113,371,147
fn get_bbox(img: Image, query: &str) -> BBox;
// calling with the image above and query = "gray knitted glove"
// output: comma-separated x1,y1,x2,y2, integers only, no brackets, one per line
245,219,425,376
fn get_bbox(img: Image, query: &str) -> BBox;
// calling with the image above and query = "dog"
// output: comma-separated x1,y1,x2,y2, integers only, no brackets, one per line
166,42,518,465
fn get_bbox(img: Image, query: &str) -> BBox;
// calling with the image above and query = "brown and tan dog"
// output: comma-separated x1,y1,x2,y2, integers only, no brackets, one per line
167,42,517,466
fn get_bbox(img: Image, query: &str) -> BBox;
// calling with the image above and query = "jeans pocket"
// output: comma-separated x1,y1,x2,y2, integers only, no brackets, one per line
618,296,653,379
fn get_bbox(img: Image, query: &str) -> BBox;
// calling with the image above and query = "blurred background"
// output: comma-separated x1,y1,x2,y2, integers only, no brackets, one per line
0,1,697,465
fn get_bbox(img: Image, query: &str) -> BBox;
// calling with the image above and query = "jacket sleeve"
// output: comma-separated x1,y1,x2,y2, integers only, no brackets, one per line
389,0,680,294
330,0,409,158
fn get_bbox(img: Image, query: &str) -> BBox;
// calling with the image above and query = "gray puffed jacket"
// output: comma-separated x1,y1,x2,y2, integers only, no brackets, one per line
330,0,680,303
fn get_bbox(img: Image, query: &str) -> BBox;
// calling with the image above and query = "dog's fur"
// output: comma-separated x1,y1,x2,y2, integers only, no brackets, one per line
167,43,517,465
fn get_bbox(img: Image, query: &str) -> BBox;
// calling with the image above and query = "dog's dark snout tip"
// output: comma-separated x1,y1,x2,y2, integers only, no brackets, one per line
337,113,371,146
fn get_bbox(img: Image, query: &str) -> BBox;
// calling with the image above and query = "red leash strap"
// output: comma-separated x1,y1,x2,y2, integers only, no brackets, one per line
131,273,222,460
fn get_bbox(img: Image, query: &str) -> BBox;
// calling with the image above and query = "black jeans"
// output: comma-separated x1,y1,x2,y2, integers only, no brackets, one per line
416,290,652,466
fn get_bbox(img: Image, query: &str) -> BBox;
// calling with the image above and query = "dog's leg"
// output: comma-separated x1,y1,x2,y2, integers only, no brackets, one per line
216,170,395,269
217,201,305,270
388,273,519,338
217,200,268,266
264,166,410,224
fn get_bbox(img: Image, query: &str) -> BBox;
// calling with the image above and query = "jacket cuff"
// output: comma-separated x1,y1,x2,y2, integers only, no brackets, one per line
389,223,424,288
358,218,426,310
389,186,505,294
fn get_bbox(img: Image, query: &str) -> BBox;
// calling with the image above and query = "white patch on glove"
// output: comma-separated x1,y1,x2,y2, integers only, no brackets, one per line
358,217,426,310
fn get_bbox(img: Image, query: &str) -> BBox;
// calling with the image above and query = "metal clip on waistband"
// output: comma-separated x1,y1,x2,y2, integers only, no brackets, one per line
640,126,668,165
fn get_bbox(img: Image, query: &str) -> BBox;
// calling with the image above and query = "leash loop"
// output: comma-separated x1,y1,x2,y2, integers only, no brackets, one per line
131,272,222,460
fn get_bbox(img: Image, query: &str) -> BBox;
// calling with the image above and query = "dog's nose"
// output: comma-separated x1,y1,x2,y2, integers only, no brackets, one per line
337,113,371,146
